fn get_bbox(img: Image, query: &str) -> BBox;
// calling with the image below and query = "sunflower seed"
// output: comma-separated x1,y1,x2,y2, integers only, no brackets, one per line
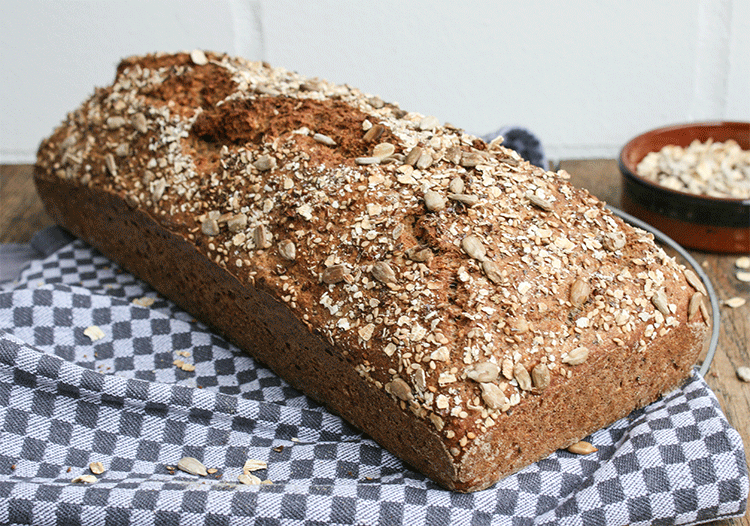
527,192,553,211
322,264,347,284
106,116,126,130
699,300,710,324
651,289,670,315
104,153,117,176
114,143,130,158
419,115,439,131
367,96,385,109
449,177,465,194
372,143,396,159
132,113,148,134
313,133,337,146
371,261,397,284
724,297,746,308
415,151,433,170
404,146,422,166
460,152,484,168
567,441,598,455
190,49,208,66
177,457,208,477
466,362,500,383
89,462,105,475
448,193,479,206
462,235,486,261
355,156,381,165
569,278,591,306
481,260,503,284
406,246,433,262
253,225,272,249
444,146,462,165
227,213,248,233
688,292,705,320
151,178,167,202
363,123,385,142
124,193,139,209
562,347,589,366
480,383,509,411
278,240,296,261
514,363,533,391
201,218,220,236
388,378,413,401
682,269,706,294
253,154,276,171
601,231,626,251
502,358,514,380
531,363,551,390
424,190,446,212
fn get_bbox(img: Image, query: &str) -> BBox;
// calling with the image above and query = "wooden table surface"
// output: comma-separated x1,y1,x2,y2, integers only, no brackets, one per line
2,161,748,524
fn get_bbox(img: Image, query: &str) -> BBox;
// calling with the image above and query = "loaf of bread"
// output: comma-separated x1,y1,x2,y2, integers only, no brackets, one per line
34,51,709,492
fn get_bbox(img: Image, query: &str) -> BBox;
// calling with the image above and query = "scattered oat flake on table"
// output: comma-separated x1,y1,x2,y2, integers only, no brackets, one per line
83,326,105,342
736,256,750,269
71,475,97,484
172,359,195,372
243,459,267,473
723,297,747,308
737,366,750,383
132,296,156,307
736,270,750,283
238,473,261,486
89,462,105,475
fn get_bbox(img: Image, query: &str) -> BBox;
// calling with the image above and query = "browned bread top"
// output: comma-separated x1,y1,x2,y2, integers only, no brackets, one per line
36,51,709,487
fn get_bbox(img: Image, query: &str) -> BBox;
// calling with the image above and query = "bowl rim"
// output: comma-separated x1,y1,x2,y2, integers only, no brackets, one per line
618,120,750,206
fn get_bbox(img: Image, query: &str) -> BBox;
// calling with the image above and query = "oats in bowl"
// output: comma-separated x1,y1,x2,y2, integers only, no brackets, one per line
636,139,750,199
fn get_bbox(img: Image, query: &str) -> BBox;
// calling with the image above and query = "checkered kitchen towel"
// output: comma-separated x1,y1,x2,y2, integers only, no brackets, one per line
0,231,747,526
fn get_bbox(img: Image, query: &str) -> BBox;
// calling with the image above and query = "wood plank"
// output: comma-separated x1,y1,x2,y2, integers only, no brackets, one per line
0,164,54,243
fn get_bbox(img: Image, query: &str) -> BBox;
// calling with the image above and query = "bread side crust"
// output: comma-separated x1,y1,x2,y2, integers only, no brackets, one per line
459,319,706,491
33,171,461,488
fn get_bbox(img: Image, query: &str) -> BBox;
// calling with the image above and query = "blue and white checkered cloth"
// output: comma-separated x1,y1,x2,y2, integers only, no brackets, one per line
0,229,747,525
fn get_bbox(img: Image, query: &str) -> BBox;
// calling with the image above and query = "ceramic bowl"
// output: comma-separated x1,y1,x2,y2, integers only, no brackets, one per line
619,121,750,253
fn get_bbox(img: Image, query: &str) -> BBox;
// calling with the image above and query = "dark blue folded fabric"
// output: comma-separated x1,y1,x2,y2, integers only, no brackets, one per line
482,126,548,169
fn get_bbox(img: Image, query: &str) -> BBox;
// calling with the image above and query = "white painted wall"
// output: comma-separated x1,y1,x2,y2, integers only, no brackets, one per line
1,0,748,164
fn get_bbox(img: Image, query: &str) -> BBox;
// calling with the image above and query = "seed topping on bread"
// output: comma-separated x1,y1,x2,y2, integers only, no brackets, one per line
37,50,708,459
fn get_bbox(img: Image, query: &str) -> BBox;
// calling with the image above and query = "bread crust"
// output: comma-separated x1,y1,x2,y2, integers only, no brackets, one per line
34,52,708,491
